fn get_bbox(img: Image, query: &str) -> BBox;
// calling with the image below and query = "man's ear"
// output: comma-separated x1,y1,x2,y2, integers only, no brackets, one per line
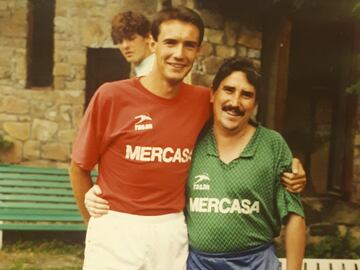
210,89,214,103
197,43,203,54
147,33,156,53
251,103,259,120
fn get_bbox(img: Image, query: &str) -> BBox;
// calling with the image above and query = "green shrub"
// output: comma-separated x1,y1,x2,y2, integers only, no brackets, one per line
275,230,360,258
346,81,360,95
305,231,360,259
0,134,13,151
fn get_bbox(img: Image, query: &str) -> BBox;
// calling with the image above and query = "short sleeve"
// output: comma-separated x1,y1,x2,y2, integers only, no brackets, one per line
276,187,305,223
71,84,111,170
275,135,305,222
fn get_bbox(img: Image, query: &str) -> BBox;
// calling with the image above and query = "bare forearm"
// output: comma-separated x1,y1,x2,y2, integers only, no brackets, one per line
69,160,93,224
285,214,306,270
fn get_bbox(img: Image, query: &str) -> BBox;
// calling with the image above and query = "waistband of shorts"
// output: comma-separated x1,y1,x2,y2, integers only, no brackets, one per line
189,242,274,258
102,210,185,223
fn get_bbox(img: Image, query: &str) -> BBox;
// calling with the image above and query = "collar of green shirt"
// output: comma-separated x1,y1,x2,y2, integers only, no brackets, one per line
206,121,261,159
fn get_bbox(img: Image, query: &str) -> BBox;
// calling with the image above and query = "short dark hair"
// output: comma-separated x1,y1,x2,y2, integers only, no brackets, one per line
212,57,262,101
151,7,204,45
111,11,150,44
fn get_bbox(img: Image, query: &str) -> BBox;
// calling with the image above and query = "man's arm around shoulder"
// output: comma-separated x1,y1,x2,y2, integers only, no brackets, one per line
69,160,93,224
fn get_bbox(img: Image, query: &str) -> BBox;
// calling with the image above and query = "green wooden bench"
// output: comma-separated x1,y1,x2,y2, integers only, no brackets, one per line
279,258,360,270
0,163,96,248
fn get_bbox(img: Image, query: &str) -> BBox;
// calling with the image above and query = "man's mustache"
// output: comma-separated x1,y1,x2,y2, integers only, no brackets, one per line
222,105,245,116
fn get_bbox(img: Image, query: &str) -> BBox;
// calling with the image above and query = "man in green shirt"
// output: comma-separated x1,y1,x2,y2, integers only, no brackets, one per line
186,57,305,270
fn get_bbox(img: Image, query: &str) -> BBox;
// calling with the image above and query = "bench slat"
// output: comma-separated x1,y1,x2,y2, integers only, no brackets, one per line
0,180,71,188
0,165,69,175
0,209,80,216
0,202,78,210
0,164,98,177
0,194,76,203
0,173,69,181
279,258,360,270
0,186,73,195
0,214,83,222
0,223,86,231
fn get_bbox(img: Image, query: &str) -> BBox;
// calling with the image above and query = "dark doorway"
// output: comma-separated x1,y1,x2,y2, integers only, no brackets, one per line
283,20,353,196
27,0,55,88
85,48,130,109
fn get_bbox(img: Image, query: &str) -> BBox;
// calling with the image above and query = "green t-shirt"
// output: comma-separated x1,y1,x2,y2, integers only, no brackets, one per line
186,124,304,253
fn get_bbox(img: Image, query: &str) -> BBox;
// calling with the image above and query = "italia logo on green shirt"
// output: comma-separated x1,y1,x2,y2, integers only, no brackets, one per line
193,173,210,190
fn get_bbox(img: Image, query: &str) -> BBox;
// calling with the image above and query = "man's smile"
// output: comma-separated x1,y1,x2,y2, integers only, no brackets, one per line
167,62,187,69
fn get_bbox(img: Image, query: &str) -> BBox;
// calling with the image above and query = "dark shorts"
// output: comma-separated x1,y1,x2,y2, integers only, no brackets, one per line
187,243,281,270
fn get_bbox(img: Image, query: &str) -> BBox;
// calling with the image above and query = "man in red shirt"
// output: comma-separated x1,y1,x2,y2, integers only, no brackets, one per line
70,7,210,270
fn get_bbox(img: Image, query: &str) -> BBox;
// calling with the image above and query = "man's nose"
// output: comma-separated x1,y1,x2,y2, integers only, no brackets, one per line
173,44,185,59
229,92,241,107
120,40,130,49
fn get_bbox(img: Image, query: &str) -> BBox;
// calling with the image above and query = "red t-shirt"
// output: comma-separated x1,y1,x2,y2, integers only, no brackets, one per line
72,78,210,215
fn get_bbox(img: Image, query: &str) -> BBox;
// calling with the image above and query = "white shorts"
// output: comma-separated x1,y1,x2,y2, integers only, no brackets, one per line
83,210,188,270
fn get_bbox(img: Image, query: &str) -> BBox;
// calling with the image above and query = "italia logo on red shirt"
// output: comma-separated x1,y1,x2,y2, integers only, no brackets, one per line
134,114,153,131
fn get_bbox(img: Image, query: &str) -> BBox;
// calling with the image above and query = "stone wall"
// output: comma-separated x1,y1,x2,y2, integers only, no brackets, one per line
0,0,157,168
0,86,83,167
0,0,27,89
190,2,262,87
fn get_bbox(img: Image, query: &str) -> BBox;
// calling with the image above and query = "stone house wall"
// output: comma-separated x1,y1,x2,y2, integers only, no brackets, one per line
190,2,262,87
0,0,157,167
0,0,261,168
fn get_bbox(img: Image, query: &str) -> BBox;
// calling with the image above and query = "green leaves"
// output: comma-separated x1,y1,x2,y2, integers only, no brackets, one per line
352,1,360,16
0,135,13,151
345,81,360,95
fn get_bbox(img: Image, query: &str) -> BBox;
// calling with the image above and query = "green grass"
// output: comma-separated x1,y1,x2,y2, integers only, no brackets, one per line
0,240,84,270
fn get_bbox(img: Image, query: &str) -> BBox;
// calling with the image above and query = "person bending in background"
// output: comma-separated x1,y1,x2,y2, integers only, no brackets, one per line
111,10,155,76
